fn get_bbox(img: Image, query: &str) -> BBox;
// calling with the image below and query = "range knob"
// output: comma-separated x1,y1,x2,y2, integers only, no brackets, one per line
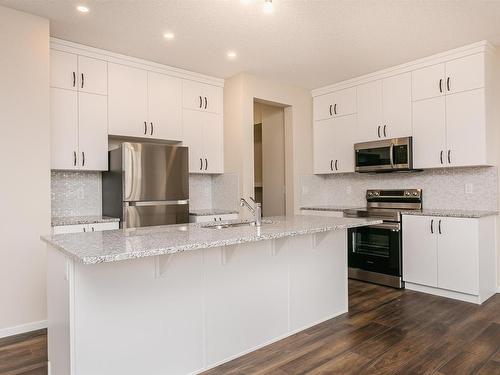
405,191,411,196
412,192,418,196
368,192,373,197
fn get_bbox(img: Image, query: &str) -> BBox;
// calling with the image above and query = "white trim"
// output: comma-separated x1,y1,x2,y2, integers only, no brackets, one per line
497,286,500,293
405,282,480,304
0,320,47,339
311,40,495,97
50,37,224,87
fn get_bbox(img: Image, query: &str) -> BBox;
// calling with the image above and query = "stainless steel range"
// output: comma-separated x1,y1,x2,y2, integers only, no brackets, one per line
344,189,423,288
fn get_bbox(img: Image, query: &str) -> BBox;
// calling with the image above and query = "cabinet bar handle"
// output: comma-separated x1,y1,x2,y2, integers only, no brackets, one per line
205,158,208,171
81,73,84,89
448,150,451,164
72,72,76,87
204,97,208,110
91,226,94,232
150,122,153,136
439,78,442,93
446,77,450,91
199,96,203,108
430,219,434,234
438,219,442,234
200,158,203,170
330,160,333,171
83,227,86,232
329,104,332,116
334,103,337,115
82,151,85,166
73,151,77,166
144,121,147,135
377,126,381,138
440,150,443,164
335,159,338,171
383,125,387,137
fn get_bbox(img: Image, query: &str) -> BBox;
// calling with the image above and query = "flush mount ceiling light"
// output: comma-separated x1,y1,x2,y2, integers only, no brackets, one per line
263,0,273,14
227,51,237,59
76,5,89,13
163,32,175,40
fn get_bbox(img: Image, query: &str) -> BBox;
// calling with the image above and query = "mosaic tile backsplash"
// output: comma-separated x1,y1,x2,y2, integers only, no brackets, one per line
52,171,240,219
300,166,498,211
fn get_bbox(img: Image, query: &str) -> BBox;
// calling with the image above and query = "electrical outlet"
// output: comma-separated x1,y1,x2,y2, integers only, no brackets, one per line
465,183,474,194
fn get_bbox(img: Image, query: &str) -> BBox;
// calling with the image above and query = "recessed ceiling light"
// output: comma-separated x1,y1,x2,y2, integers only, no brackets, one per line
227,51,237,59
263,0,273,14
163,32,175,40
76,5,89,13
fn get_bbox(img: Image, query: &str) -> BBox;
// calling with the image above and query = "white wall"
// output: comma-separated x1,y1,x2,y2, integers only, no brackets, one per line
224,73,313,217
0,6,50,337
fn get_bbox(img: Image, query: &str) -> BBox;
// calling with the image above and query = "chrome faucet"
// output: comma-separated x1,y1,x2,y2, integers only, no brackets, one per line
240,197,262,227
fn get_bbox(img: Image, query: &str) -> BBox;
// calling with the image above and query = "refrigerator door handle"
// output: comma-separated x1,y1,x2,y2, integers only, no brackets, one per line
126,200,189,207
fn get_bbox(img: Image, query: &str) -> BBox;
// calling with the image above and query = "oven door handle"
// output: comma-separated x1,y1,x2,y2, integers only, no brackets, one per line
367,222,401,231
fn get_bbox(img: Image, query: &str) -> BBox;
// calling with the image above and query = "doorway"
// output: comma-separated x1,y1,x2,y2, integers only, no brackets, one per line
253,101,286,216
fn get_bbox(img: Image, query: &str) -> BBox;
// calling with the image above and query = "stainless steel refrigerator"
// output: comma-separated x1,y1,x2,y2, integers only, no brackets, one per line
102,142,189,228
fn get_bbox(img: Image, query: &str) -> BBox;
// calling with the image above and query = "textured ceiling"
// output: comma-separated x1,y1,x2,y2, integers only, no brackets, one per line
2,0,500,89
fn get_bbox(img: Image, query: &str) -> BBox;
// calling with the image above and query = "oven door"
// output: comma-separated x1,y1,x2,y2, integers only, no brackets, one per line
348,222,401,276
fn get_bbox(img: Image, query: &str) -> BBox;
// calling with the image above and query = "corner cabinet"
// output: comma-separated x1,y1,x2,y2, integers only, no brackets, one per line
312,41,496,175
402,214,496,304
313,115,356,174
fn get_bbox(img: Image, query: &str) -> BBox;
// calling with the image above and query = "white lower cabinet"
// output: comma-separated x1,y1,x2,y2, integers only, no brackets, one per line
189,213,239,223
300,210,344,218
52,222,119,235
402,214,496,304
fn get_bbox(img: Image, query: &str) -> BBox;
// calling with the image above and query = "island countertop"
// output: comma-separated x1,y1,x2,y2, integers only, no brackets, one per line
41,215,382,265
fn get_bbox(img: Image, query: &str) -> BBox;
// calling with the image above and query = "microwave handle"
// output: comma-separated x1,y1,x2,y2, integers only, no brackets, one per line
389,143,394,168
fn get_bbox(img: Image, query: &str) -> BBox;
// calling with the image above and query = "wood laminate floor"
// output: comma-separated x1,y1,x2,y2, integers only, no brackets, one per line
2,280,499,374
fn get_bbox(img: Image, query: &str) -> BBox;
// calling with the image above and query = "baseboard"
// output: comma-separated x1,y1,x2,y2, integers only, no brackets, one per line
0,320,47,339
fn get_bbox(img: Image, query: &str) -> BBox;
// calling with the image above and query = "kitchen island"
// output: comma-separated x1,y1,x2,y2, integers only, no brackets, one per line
42,215,381,375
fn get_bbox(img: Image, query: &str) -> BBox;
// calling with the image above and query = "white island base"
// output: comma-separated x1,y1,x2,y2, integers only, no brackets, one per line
47,230,348,375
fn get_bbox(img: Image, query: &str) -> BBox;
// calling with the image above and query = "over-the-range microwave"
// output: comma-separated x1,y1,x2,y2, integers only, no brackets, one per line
354,137,413,173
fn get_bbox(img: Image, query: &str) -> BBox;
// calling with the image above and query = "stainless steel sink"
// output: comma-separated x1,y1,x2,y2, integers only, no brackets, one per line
201,220,273,229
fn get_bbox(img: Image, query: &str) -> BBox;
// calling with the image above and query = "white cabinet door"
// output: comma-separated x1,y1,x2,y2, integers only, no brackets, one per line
108,63,148,137
445,53,484,95
77,56,107,96
50,50,78,90
148,72,182,141
412,97,447,169
202,113,224,173
437,218,479,295
88,222,119,232
382,73,412,139
313,119,335,174
402,215,438,287
203,85,223,114
50,88,79,170
334,87,357,117
78,93,108,171
182,110,204,173
356,80,383,142
182,80,204,111
332,115,356,173
411,63,445,101
445,89,486,167
52,224,88,235
313,93,335,121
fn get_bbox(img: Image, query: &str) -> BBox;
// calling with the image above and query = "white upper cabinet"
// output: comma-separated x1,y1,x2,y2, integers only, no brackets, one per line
412,53,485,101
313,115,356,174
182,109,223,174
382,73,412,139
412,97,447,169
50,50,78,90
356,73,411,142
108,63,149,138
183,80,223,114
313,87,356,121
77,56,107,96
147,72,182,141
50,50,107,95
50,88,108,170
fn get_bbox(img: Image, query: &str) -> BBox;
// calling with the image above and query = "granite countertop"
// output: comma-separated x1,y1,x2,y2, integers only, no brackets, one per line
300,205,362,212
51,216,120,227
400,209,498,219
41,215,382,265
189,208,239,216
